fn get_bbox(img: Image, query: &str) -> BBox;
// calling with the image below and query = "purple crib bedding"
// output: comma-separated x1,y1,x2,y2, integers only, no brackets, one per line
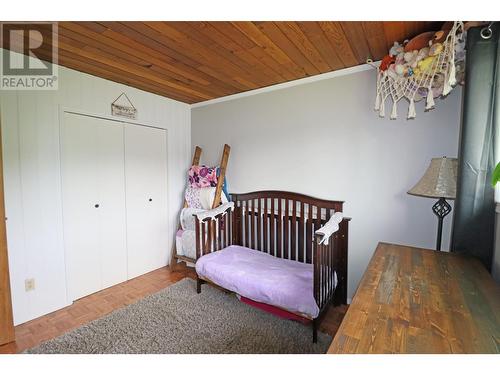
195,245,332,318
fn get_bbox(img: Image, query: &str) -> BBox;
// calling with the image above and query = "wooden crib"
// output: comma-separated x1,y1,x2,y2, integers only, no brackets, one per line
194,190,349,342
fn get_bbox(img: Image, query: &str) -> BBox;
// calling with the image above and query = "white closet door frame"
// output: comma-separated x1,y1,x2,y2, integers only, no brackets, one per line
58,107,169,305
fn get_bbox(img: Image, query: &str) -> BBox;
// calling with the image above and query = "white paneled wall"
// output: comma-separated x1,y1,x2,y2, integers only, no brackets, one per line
0,57,191,325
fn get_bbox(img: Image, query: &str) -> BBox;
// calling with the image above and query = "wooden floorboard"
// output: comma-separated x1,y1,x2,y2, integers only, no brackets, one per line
0,264,347,354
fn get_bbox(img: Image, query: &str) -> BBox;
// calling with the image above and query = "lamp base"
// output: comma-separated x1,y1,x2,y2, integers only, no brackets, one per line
432,197,452,251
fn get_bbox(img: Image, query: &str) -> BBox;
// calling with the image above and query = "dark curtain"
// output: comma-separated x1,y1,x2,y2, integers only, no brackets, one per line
451,24,499,270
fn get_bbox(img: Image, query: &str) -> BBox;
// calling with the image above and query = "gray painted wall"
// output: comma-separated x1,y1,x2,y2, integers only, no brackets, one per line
192,69,462,298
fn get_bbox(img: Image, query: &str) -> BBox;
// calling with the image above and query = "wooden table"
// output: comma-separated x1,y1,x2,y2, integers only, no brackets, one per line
328,242,500,353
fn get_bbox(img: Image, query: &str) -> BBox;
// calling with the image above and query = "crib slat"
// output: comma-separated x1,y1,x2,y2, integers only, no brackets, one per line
325,208,331,297
250,199,255,249
201,221,206,256
195,218,200,259
330,237,334,300
254,199,258,250
208,220,212,253
322,208,326,306
269,198,275,251
313,237,319,306
233,207,238,246
323,239,327,306
263,198,268,253
210,220,214,253
218,216,222,250
224,212,228,249
315,205,321,250
306,203,312,264
225,213,229,248
331,237,334,300
277,198,282,258
291,200,297,261
314,206,321,305
326,235,330,301
298,201,304,263
257,198,262,251
229,209,232,246
245,201,249,248
229,210,232,247
283,198,290,259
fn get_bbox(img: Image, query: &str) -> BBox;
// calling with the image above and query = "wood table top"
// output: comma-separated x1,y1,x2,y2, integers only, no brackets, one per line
328,242,500,354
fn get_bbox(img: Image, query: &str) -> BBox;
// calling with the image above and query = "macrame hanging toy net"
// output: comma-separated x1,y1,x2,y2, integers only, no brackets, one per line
372,21,466,120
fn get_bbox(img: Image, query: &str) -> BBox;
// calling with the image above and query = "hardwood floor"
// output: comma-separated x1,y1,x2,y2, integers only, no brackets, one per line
0,264,347,354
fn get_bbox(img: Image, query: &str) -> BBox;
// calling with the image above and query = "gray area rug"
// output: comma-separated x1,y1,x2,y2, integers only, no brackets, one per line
26,278,331,354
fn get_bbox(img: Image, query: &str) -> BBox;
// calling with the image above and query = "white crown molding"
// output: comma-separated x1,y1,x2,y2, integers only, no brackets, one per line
191,62,378,108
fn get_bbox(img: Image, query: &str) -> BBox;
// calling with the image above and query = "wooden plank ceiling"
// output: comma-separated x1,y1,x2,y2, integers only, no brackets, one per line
3,22,443,103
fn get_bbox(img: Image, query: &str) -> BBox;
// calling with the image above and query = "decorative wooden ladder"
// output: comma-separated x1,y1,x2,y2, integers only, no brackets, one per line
170,144,230,269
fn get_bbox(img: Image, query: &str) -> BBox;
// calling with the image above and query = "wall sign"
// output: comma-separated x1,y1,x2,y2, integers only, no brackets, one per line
111,92,137,120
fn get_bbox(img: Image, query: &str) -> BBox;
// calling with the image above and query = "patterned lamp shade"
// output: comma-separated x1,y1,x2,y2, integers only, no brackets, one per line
408,157,458,199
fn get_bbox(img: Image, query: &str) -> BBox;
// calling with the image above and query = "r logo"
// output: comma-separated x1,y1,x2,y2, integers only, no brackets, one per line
1,22,58,90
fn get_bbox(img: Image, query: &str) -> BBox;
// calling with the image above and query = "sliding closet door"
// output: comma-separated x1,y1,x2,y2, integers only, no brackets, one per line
124,124,168,279
61,113,127,301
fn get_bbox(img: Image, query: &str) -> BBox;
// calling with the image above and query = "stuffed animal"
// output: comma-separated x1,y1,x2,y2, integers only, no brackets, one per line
419,56,435,70
429,42,444,57
395,63,405,76
379,54,396,71
389,42,404,57
415,87,428,102
404,31,436,52
387,64,399,79
413,55,436,78
432,73,445,88
395,52,405,64
416,47,430,62
404,50,419,68
433,30,449,44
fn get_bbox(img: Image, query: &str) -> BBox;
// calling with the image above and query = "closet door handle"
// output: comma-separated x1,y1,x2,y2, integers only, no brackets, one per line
94,204,100,208
148,198,153,202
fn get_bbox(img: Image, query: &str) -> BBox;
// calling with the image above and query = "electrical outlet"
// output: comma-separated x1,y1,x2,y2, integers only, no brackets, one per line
25,278,35,292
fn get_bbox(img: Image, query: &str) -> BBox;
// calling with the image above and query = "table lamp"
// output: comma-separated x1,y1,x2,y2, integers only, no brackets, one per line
408,157,458,251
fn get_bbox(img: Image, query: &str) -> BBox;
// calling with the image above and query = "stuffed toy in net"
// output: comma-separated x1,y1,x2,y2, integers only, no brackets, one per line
371,21,466,120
